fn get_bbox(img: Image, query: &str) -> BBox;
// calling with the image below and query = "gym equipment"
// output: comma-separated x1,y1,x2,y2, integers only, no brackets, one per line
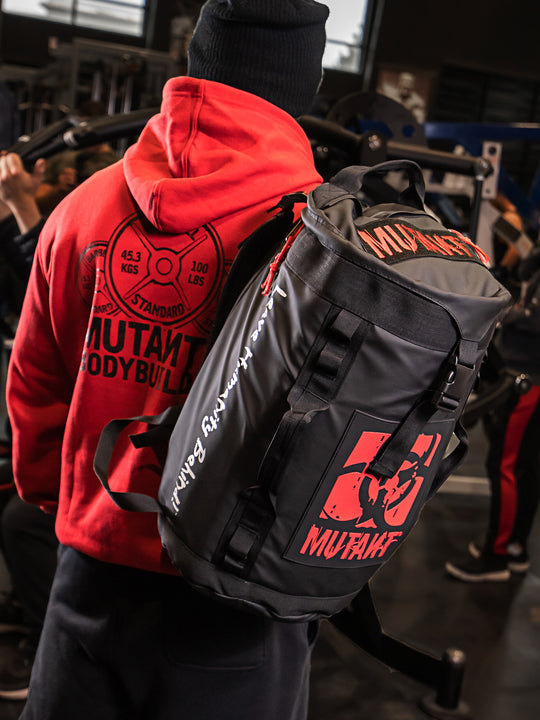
9,107,156,170
332,587,472,720
297,115,493,244
327,90,428,147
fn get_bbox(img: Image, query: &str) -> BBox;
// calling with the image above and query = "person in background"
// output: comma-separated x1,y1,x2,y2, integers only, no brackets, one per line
0,153,58,701
6,1,329,718
446,228,540,582
0,151,46,459
0,153,46,280
0,100,117,700
0,494,58,701
35,99,119,216
489,192,524,298
0,99,118,282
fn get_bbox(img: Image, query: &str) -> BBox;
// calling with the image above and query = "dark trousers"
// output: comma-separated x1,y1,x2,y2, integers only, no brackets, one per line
0,494,58,640
21,546,317,720
484,385,540,555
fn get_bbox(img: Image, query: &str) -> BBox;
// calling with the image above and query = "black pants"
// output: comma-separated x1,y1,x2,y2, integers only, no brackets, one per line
0,494,58,640
484,384,540,555
21,546,317,720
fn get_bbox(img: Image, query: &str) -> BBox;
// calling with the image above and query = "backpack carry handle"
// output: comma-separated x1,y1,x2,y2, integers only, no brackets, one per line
94,405,182,514
332,159,427,211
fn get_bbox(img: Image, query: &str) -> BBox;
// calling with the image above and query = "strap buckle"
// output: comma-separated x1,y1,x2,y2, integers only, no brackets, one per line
431,353,475,412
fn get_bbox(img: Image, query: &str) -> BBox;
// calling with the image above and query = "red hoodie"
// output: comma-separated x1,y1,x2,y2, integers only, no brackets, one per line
7,77,322,574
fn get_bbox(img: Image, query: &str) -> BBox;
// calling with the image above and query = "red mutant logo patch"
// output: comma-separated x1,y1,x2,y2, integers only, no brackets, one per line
356,221,489,265
285,411,453,568
104,214,224,327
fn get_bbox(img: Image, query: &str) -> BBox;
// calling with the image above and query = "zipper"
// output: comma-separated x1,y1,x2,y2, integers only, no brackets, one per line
261,220,304,296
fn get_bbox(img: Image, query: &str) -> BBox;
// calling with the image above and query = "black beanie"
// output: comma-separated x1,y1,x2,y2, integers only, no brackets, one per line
187,0,329,117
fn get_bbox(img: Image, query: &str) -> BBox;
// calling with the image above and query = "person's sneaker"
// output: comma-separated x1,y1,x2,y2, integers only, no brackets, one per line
468,540,530,574
506,543,530,573
0,634,35,700
0,593,27,634
445,554,511,582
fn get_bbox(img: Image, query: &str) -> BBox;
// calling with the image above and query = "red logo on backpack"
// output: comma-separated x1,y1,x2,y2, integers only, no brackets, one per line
285,412,448,568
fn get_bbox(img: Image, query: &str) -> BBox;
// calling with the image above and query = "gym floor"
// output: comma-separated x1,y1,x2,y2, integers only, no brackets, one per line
0,425,538,719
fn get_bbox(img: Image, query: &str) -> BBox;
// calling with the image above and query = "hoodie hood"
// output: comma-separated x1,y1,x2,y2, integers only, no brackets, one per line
124,77,321,234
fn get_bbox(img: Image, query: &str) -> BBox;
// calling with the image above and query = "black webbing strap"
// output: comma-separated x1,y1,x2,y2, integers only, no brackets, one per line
220,309,367,574
427,420,469,498
214,485,277,574
287,229,458,351
263,308,367,490
205,194,301,357
291,307,369,407
369,339,478,479
93,405,181,513
330,583,444,689
331,584,385,657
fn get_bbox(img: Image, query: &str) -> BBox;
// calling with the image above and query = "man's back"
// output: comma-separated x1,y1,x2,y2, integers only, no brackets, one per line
7,76,323,573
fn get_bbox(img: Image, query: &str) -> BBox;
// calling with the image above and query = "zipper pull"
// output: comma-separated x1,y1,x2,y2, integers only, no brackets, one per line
261,221,303,296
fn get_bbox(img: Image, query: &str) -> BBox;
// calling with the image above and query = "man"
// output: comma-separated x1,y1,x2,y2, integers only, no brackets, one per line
0,153,46,284
446,240,540,582
6,1,329,717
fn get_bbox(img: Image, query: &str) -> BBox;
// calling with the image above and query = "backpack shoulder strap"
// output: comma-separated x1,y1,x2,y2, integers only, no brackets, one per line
94,194,304,513
205,193,304,355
